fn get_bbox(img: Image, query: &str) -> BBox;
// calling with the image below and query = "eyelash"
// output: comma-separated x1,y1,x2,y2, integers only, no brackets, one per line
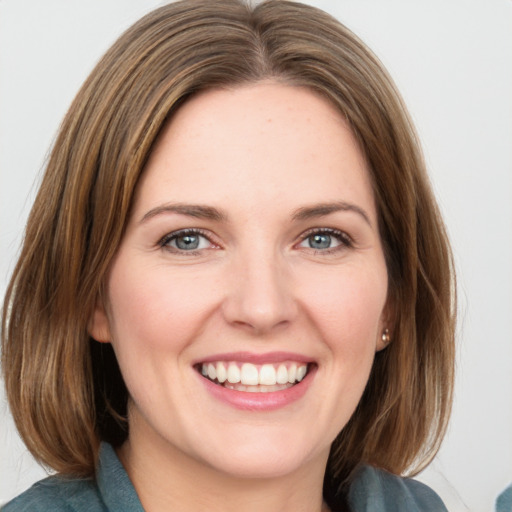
158,227,353,255
297,228,353,255
158,228,216,255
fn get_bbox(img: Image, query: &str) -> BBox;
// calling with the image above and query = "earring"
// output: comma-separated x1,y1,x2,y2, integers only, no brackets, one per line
381,328,391,346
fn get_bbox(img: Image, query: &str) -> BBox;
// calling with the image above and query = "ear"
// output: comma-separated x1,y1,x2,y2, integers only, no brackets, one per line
88,299,112,343
376,298,395,352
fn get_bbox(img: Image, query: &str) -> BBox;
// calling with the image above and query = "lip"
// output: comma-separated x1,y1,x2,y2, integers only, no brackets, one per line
195,351,313,365
196,359,317,411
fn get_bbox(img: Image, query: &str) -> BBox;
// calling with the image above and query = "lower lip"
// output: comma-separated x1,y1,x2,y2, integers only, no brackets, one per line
198,366,316,411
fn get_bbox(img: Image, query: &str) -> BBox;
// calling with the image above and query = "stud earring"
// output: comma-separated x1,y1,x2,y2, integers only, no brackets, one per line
381,328,391,346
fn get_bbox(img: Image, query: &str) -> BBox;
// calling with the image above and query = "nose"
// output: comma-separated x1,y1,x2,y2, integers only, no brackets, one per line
222,250,298,335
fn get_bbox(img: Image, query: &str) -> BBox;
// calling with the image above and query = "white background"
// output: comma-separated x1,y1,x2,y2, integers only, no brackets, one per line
1,1,511,510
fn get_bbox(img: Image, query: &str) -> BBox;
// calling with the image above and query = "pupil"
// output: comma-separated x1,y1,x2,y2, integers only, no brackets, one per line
309,234,331,249
176,235,199,250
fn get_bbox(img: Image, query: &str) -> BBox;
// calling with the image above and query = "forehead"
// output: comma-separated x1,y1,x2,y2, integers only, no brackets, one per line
133,82,376,222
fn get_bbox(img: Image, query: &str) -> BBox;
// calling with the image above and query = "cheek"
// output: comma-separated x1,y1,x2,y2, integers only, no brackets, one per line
299,263,388,352
106,260,221,352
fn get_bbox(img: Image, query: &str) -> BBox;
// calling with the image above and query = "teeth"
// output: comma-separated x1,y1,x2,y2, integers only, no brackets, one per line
240,363,259,385
216,362,227,383
259,364,276,385
207,363,216,381
227,363,241,383
200,361,309,388
276,364,288,384
224,382,292,393
288,363,297,383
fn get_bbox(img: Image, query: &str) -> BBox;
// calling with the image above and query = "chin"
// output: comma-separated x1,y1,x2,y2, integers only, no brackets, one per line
190,427,328,480
211,451,314,480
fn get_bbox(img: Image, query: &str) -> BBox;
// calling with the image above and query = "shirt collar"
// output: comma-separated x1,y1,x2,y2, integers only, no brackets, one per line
96,442,144,511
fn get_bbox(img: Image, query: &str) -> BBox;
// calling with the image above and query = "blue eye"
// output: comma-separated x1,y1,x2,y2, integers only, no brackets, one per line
160,229,213,252
174,234,201,250
298,229,351,252
308,233,333,249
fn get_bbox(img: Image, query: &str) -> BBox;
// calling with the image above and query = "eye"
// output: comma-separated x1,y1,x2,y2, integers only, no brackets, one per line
159,229,215,253
297,228,352,253
305,233,337,250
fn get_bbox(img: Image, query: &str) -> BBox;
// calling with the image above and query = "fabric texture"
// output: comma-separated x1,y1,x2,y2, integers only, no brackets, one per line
2,444,142,512
2,443,447,511
496,484,512,512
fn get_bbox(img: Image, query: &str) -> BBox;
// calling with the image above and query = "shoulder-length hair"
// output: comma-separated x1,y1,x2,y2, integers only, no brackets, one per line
2,0,455,492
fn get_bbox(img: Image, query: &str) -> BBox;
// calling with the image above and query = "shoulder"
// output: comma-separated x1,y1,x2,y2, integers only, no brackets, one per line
1,475,106,512
496,484,512,512
347,465,448,512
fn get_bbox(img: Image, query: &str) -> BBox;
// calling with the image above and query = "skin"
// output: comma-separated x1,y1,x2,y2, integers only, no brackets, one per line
90,82,390,512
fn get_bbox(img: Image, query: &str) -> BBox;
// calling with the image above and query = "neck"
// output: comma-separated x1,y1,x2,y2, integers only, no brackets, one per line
118,419,330,512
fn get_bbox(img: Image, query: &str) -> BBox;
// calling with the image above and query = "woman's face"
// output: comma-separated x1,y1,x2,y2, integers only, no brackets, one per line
91,83,389,479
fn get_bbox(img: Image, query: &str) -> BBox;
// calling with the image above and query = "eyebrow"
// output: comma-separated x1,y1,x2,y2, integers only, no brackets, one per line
140,201,372,227
291,201,372,226
140,203,228,224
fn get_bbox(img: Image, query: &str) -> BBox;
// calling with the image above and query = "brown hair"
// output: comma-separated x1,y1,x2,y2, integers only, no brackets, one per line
2,0,455,492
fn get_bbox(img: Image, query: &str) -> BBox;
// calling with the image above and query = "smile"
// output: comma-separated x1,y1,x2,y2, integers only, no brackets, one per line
198,361,309,392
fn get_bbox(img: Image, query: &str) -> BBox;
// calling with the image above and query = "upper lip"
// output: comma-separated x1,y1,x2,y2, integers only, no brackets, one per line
194,351,314,365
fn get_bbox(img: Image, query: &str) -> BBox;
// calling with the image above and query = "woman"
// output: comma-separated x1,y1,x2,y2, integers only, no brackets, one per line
1,1,455,510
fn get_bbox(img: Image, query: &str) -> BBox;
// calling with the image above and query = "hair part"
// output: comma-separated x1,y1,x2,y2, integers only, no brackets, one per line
2,0,455,495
